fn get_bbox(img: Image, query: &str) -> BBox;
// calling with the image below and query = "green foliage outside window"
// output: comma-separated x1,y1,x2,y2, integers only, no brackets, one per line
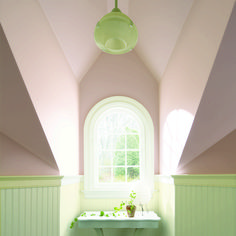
113,127,140,182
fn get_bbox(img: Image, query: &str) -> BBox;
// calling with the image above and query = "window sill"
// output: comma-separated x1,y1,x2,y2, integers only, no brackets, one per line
82,190,133,199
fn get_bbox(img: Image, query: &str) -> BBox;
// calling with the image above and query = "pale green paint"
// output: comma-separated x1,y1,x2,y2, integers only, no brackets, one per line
77,211,160,228
60,183,81,236
77,213,160,236
1,186,60,236
157,175,236,236
1,175,235,236
0,190,1,236
172,174,236,187
156,179,175,236
94,1,138,55
175,184,236,236
0,176,63,189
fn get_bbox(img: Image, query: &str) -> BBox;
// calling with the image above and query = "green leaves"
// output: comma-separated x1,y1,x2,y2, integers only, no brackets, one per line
99,211,105,216
70,222,74,229
70,217,79,229
128,190,136,206
114,201,125,213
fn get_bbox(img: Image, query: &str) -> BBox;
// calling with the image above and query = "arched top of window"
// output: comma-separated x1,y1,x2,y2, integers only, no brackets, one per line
84,96,154,198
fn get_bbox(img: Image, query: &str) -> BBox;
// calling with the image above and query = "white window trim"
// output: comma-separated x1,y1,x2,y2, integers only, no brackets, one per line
84,96,154,198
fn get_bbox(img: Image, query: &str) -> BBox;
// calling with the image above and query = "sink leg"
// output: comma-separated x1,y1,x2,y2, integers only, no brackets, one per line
94,228,104,236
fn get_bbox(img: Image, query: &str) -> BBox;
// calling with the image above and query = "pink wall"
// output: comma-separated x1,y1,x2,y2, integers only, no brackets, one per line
0,24,58,171
0,133,59,175
0,1,79,175
159,0,234,174
178,2,236,171
79,51,159,174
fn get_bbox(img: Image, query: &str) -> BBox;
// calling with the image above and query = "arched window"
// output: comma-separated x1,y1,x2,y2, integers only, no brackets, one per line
84,96,154,198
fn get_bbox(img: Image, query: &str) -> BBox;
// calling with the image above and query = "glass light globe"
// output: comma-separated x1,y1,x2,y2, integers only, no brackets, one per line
94,8,138,55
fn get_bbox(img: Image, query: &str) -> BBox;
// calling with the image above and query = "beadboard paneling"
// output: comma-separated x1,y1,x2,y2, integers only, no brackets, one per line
1,186,60,236
175,184,236,236
157,175,236,236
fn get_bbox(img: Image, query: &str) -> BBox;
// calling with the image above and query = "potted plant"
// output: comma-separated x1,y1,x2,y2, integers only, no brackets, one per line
126,190,136,217
113,191,137,217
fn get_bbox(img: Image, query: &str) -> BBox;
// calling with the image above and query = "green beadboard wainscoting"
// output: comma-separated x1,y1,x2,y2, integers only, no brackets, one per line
0,176,82,236
1,175,235,236
157,175,236,236
173,175,236,236
0,176,62,236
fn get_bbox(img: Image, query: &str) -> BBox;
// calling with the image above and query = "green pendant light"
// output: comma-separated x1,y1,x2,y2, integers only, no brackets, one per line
94,0,138,55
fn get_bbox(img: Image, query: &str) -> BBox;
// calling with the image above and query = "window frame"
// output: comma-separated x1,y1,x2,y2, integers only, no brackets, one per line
84,96,154,198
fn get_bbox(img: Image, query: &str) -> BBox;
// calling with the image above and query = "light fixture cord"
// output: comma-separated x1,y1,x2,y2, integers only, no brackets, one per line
115,0,118,8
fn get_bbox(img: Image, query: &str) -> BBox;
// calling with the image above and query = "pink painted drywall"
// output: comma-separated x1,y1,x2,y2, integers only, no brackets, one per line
159,0,235,174
0,24,58,171
130,0,194,78
177,130,236,174
178,2,236,170
0,132,59,175
0,1,79,175
79,51,159,174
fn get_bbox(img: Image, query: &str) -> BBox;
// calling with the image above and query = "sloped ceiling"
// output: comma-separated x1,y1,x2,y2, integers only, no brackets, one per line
0,0,80,175
0,25,58,170
38,0,194,81
130,0,194,79
0,133,59,175
38,0,106,82
0,0,235,175
178,2,236,171
177,130,236,174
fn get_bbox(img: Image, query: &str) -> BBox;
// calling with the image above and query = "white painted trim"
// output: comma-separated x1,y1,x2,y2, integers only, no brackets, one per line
83,190,132,199
155,175,174,184
61,175,81,186
84,96,155,199
79,175,84,182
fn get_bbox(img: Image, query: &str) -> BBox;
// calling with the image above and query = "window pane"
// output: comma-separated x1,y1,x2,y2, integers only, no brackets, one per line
125,126,138,133
99,168,112,183
113,151,125,165
115,135,125,149
127,135,139,149
127,151,139,165
98,135,109,150
113,168,125,182
99,135,117,149
99,151,112,166
127,167,139,182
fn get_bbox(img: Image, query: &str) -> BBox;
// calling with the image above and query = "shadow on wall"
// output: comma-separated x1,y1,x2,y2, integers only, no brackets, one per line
162,109,193,174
